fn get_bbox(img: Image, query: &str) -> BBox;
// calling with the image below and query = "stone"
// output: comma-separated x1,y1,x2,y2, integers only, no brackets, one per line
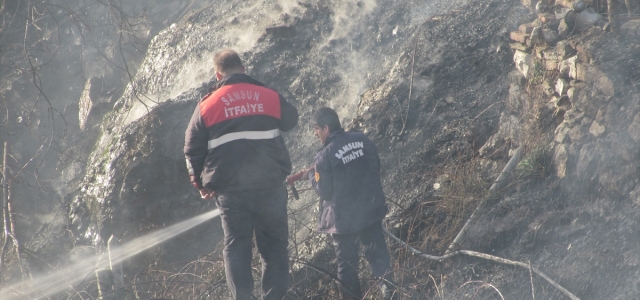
79,77,109,130
264,25,296,39
558,56,578,79
574,8,602,30
556,40,576,59
568,126,584,141
595,109,604,122
536,1,549,13
509,70,526,86
555,0,578,9
630,122,640,143
510,31,529,44
534,45,547,58
556,78,570,95
567,87,575,101
544,59,559,71
530,26,543,45
627,112,640,143
509,42,531,52
574,63,589,82
554,143,568,178
520,0,539,12
542,79,556,96
558,17,571,38
538,13,556,23
595,76,614,98
621,20,640,39
576,142,599,179
573,0,586,12
589,121,605,137
538,47,560,70
564,109,585,126
555,123,571,143
445,96,455,104
540,47,560,60
575,64,614,97
514,50,532,78
542,28,560,44
519,23,535,34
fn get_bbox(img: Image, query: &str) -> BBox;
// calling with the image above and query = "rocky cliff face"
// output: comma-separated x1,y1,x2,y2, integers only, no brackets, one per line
470,26,640,300
65,0,473,274
4,0,640,298
336,0,640,298
373,2,640,298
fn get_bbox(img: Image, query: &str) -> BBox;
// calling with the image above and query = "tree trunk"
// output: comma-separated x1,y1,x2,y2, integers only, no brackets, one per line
609,0,620,33
0,142,8,283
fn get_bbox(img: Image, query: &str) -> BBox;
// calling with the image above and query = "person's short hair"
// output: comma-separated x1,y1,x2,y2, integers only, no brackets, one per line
313,107,342,133
214,49,243,75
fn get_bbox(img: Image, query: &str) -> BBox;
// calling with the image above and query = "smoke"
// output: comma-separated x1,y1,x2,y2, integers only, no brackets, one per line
120,0,308,124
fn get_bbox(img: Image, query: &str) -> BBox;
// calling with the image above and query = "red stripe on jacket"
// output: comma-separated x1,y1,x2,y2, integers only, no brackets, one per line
200,83,281,127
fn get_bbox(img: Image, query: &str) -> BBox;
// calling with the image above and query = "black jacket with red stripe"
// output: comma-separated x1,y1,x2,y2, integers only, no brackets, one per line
184,74,298,192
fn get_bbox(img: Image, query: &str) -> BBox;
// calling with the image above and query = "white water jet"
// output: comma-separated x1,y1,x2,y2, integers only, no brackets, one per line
0,209,221,299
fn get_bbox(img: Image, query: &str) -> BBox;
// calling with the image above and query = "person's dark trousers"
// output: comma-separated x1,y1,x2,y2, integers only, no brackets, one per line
215,186,290,300
331,221,393,300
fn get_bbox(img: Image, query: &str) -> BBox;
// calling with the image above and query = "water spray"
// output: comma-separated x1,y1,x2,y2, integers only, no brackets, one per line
0,208,221,299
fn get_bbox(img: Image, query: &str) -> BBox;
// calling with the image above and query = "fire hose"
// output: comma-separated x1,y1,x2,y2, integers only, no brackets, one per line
285,168,314,200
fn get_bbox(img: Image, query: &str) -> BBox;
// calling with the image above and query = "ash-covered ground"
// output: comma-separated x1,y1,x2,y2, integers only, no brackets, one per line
2,0,640,299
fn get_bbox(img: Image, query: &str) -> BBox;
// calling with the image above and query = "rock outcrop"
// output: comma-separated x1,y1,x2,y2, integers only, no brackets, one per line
5,0,640,298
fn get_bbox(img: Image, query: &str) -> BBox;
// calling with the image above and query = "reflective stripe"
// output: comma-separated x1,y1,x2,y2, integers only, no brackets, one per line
208,129,280,150
185,158,195,174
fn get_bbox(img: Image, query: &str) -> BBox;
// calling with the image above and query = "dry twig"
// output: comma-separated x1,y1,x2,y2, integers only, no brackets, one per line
383,226,580,300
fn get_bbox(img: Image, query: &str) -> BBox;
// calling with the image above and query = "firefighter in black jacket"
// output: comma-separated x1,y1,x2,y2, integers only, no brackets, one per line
184,49,298,300
287,107,396,299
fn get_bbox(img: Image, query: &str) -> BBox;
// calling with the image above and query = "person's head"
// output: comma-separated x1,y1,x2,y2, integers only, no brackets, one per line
214,49,245,80
312,107,342,144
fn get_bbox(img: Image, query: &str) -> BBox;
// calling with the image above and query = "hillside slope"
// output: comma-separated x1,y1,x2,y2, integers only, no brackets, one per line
3,0,640,299
352,1,640,299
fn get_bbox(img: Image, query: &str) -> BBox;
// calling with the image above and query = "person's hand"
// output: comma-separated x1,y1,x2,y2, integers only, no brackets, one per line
286,167,314,186
190,175,202,189
199,187,216,199
286,170,306,186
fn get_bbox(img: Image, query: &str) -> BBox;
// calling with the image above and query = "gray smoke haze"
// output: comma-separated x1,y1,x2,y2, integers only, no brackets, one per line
0,0,479,297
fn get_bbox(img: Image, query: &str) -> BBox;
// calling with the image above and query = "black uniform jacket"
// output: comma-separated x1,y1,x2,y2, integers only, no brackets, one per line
309,129,388,234
184,74,298,192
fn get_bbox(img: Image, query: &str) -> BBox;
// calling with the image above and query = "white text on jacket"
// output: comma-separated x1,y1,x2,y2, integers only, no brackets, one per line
334,142,364,164
223,103,264,117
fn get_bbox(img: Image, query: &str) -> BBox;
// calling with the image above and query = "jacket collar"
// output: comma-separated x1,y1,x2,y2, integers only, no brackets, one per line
322,128,345,148
209,73,265,93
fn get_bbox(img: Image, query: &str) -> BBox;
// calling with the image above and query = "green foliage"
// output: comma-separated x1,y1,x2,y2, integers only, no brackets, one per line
529,60,545,84
516,146,553,179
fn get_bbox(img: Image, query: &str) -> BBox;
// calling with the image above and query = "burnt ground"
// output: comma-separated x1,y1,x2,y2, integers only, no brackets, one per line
3,0,640,299
334,0,640,299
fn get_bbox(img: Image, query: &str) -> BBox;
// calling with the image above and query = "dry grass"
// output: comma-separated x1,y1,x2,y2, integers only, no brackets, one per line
0,117,556,300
